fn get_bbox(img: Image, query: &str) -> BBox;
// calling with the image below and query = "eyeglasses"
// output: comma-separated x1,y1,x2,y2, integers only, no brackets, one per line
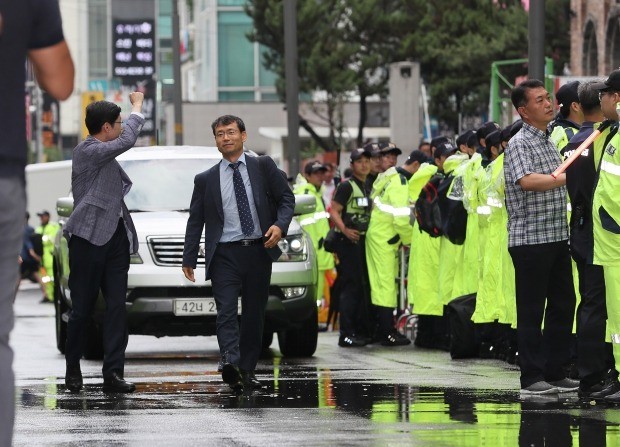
114,120,124,125
215,129,239,139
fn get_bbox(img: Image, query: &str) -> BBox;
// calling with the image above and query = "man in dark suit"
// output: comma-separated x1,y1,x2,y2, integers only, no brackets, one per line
182,115,294,392
64,92,145,393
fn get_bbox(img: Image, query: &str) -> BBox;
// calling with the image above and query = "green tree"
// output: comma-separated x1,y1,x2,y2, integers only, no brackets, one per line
401,0,528,130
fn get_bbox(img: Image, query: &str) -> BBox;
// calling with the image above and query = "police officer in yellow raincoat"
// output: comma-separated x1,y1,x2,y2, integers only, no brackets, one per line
35,210,60,302
591,70,620,403
293,161,335,316
366,149,427,346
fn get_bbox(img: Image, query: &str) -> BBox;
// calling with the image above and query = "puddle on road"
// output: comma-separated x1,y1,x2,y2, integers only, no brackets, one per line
17,366,620,445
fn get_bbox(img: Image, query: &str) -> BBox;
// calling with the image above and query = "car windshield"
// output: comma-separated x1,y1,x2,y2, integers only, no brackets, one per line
119,158,219,211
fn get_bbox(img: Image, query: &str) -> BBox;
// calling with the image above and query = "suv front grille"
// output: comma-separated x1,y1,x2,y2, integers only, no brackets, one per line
148,236,204,266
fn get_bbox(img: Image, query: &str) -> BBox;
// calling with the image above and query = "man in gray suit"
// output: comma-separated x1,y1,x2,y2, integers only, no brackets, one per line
64,92,145,393
182,115,294,392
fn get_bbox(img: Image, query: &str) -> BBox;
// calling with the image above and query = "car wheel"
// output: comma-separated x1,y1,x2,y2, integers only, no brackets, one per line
83,319,104,360
277,305,318,357
53,265,67,355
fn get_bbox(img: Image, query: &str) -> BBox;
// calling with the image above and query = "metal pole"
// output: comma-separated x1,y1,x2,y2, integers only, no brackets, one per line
172,0,183,145
35,87,43,163
528,0,545,81
284,0,300,176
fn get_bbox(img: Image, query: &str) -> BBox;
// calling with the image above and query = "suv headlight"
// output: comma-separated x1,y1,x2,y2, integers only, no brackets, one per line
276,234,308,262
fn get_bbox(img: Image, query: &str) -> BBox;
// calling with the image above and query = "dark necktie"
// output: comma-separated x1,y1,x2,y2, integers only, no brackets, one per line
230,161,255,236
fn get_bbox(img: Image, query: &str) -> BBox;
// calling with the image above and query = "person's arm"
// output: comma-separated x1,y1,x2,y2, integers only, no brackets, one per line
263,157,295,248
329,199,360,243
182,173,206,281
28,40,74,100
518,172,566,191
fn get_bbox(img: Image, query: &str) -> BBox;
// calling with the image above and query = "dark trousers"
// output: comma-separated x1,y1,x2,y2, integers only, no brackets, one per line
335,236,371,337
572,251,610,386
66,219,130,377
209,243,272,372
509,241,576,388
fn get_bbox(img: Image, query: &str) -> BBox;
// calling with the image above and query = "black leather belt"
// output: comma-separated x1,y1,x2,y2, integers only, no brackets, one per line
220,238,263,246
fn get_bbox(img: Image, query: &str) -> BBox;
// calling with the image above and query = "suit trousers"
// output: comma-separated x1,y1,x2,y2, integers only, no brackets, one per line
66,219,130,377
572,251,610,386
509,241,576,388
0,177,26,447
209,243,272,372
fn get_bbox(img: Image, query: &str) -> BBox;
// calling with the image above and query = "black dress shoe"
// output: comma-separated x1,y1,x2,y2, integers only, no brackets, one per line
221,363,243,392
65,364,83,393
103,372,136,393
240,370,262,389
579,380,620,400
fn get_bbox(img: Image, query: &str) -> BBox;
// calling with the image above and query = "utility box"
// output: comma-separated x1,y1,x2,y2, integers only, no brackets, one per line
389,61,422,154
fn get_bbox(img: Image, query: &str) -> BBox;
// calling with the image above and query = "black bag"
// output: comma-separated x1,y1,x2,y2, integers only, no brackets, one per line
445,293,480,359
323,229,339,253
437,175,468,245
414,174,443,237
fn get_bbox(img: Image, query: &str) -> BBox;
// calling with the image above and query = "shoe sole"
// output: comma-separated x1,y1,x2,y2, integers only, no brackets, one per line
555,387,579,393
520,387,559,395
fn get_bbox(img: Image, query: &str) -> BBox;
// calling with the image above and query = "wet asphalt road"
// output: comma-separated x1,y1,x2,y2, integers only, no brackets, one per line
11,283,620,446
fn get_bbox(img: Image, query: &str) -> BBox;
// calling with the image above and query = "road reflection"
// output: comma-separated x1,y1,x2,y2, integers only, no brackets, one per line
17,363,619,446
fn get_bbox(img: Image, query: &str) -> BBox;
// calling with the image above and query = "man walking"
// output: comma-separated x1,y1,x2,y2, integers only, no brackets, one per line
182,115,294,392
64,93,145,394
504,79,578,395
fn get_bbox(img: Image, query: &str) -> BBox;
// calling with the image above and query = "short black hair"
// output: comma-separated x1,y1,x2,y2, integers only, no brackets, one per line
84,101,121,135
511,79,545,110
578,80,603,115
211,115,246,135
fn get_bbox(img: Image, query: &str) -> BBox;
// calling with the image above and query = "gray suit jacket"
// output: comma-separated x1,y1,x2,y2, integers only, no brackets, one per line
65,114,145,254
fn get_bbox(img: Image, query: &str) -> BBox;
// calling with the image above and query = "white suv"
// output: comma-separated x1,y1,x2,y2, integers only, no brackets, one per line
53,146,319,359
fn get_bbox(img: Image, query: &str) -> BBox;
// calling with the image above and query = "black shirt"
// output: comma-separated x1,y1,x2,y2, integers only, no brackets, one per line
396,166,413,181
562,121,597,261
0,0,65,179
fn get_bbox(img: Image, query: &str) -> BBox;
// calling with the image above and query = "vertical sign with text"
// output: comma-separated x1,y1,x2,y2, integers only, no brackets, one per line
112,19,156,146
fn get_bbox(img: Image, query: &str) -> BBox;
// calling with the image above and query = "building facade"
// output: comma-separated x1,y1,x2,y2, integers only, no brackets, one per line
570,0,620,76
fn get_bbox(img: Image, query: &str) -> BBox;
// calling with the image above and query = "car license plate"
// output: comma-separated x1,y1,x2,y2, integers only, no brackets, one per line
173,298,241,316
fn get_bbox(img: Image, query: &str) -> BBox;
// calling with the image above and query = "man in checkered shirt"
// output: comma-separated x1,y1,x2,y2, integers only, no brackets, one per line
504,79,578,396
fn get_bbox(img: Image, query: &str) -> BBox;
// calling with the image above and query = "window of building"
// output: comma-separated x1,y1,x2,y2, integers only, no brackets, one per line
88,0,109,79
582,21,598,76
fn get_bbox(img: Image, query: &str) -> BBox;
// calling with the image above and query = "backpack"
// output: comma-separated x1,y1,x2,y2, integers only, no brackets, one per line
437,175,468,245
414,174,443,237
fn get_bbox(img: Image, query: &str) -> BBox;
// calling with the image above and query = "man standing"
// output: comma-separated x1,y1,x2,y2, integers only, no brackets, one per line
0,2,74,444
64,93,145,394
294,161,334,322
504,79,578,395
35,210,60,302
564,80,616,400
591,70,620,403
366,151,427,346
182,115,294,392
329,148,373,347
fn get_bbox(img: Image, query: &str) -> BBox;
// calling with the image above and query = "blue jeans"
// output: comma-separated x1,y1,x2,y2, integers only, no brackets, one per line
0,177,26,447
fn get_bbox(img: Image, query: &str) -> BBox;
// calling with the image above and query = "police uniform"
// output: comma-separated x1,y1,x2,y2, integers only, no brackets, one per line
332,156,372,347
590,73,620,401
293,162,335,314
366,158,412,345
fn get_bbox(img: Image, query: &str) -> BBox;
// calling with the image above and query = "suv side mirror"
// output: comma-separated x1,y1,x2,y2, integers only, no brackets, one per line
294,194,316,216
57,196,74,218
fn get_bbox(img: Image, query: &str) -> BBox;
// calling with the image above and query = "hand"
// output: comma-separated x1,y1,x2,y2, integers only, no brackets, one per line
182,266,195,282
343,228,360,243
129,91,144,105
263,225,282,249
